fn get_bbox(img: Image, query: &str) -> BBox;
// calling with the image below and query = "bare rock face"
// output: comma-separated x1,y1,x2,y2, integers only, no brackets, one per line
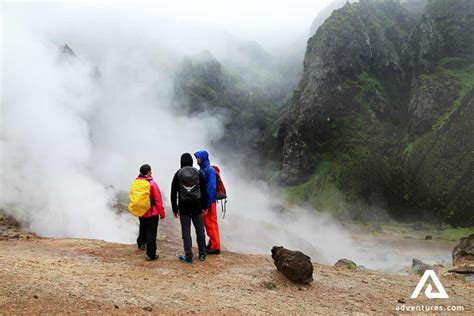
452,234,474,268
271,246,313,284
407,74,461,137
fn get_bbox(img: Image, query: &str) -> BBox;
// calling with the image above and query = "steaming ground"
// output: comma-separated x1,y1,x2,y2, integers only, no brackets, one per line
220,205,454,272
0,1,456,273
0,213,472,314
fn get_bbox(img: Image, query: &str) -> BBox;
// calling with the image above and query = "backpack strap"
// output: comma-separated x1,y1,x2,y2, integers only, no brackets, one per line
220,199,227,219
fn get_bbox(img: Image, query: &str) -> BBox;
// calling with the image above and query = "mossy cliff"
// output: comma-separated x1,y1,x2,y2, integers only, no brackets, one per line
281,0,474,225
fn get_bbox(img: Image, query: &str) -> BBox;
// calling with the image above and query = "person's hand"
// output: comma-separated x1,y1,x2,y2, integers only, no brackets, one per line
202,209,209,215
173,212,179,219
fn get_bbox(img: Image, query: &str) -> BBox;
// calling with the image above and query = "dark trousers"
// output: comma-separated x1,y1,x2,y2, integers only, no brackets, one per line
137,215,159,258
180,213,206,259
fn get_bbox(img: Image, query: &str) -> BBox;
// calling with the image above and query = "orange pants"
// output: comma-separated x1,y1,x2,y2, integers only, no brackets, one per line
203,202,221,250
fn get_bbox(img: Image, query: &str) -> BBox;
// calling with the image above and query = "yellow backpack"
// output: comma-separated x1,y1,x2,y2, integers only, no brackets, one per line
128,179,151,217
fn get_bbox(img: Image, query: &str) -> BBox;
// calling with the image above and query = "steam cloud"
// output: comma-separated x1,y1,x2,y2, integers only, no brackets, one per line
1,3,225,242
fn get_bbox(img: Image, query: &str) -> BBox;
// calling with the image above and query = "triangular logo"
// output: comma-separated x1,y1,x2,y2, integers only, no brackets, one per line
411,270,449,299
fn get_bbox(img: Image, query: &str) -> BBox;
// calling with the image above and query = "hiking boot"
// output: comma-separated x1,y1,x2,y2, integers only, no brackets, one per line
145,254,158,261
207,249,220,255
138,244,145,251
178,255,193,264
199,255,206,262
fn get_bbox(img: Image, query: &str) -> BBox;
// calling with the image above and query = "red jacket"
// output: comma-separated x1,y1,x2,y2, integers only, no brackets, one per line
137,175,165,219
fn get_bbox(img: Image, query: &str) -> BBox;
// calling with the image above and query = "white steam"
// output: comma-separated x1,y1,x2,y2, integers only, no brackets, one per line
1,4,226,242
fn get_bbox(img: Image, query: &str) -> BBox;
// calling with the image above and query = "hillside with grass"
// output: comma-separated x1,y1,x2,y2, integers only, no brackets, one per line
280,0,474,226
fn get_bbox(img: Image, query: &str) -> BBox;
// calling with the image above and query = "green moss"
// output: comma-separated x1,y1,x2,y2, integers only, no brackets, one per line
438,226,474,242
285,156,349,215
285,72,398,219
431,59,474,130
347,262,357,270
353,71,386,113
403,142,415,158
267,170,282,185
379,222,474,242
262,281,277,290
439,57,469,69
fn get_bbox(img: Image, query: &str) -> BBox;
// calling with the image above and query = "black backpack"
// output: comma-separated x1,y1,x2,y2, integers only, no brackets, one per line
178,166,201,201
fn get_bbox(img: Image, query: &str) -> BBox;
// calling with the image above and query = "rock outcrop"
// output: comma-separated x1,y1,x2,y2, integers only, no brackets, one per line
335,259,357,269
271,246,313,284
452,234,474,268
412,258,433,274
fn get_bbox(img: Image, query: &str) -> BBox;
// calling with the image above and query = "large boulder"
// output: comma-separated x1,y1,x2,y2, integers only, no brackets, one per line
271,246,313,284
452,234,474,267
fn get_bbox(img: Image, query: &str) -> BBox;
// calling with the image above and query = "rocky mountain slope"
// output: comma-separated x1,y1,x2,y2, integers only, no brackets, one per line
281,0,474,225
173,49,295,174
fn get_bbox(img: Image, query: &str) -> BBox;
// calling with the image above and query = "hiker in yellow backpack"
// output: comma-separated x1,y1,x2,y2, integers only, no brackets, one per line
128,164,165,261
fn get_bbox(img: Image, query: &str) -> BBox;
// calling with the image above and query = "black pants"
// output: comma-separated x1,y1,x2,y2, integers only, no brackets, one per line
137,215,159,258
180,213,206,259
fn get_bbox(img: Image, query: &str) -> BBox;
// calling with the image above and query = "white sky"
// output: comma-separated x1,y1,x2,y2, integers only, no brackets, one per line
2,0,332,46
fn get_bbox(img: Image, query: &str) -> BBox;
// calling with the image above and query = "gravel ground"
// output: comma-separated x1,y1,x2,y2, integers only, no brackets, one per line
0,214,472,314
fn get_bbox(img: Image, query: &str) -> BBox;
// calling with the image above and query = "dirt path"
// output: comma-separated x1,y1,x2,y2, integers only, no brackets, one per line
0,216,472,314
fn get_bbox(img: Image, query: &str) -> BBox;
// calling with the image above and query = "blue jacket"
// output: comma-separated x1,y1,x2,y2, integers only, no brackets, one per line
194,150,216,208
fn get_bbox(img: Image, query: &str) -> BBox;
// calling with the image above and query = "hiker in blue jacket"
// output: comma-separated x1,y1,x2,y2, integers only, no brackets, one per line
194,150,220,254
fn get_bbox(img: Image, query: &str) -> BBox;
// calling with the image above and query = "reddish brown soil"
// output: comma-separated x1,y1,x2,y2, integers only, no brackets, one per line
0,214,472,314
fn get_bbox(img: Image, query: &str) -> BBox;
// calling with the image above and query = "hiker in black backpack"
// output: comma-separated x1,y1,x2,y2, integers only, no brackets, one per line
171,153,208,263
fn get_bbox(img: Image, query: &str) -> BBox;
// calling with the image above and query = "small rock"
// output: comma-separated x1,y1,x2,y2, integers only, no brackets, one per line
33,295,38,299
398,298,406,304
425,235,433,240
143,306,153,312
452,234,474,267
114,305,119,309
412,258,433,274
271,246,313,284
263,281,277,290
370,223,383,233
335,259,357,270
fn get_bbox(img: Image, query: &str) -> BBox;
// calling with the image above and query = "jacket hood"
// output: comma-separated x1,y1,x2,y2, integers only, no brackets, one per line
194,150,210,169
180,153,193,168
